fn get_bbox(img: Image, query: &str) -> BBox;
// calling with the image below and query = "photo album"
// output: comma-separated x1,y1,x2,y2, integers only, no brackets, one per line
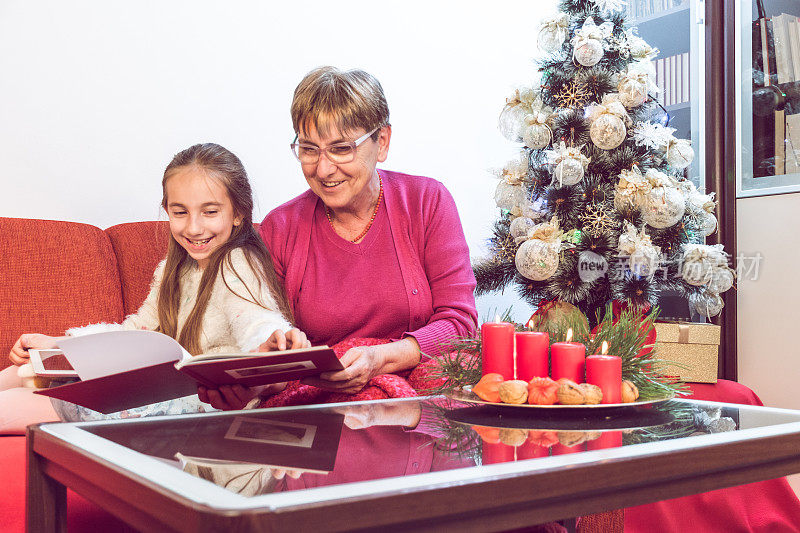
33,330,342,413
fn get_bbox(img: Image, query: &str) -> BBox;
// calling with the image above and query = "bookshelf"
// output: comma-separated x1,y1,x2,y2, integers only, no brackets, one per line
629,0,705,189
736,0,800,196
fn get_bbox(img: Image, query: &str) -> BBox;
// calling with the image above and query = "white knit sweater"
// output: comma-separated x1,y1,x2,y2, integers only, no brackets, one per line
67,247,293,354
53,248,293,422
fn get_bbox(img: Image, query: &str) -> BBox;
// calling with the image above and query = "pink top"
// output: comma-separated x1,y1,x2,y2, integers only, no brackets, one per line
296,199,409,346
260,170,478,357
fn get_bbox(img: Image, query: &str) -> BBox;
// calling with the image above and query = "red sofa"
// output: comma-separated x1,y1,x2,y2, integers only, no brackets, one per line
2,217,797,532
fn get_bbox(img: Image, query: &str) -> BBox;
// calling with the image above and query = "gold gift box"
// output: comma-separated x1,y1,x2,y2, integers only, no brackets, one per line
653,322,720,384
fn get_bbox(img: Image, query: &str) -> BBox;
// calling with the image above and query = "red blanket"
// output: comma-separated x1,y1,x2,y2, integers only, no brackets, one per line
261,338,418,407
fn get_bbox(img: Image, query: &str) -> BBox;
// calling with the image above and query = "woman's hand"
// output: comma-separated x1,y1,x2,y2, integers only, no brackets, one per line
197,382,287,411
302,345,385,394
257,328,310,352
334,402,422,429
9,334,59,366
302,338,421,394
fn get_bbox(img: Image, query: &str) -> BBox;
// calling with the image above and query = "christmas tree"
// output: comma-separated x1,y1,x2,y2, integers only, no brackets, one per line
474,0,735,325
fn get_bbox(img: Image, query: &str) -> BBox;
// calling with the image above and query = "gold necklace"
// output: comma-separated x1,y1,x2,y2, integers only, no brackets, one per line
326,174,383,243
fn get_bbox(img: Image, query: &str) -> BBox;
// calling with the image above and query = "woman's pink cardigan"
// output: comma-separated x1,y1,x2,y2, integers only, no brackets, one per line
259,170,478,357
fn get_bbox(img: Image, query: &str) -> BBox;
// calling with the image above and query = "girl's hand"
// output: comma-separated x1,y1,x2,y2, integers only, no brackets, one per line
197,382,287,411
257,328,310,352
9,334,59,366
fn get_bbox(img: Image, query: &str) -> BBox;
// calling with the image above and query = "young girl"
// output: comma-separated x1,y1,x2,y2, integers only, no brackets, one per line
1,143,307,433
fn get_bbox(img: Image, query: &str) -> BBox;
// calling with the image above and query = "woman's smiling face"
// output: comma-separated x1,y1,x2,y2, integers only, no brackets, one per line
165,166,241,268
297,122,391,213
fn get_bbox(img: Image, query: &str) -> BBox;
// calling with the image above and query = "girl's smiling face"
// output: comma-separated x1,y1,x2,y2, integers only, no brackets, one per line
165,165,241,269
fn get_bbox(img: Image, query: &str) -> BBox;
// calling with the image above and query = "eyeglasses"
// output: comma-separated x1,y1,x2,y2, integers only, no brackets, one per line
290,126,380,164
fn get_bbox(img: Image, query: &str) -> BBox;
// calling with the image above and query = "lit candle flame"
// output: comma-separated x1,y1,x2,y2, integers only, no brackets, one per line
566,328,573,342
494,314,501,323
526,319,534,330
601,341,609,355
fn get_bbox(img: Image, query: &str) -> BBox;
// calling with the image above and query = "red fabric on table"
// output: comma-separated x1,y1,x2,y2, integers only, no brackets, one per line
0,435,135,532
0,218,125,370
105,221,170,315
624,379,800,533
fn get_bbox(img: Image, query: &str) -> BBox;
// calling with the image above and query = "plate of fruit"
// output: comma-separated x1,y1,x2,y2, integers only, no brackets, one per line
447,374,672,410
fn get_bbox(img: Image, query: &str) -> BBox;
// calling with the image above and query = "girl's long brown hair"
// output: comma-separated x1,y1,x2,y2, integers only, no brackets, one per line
156,143,292,355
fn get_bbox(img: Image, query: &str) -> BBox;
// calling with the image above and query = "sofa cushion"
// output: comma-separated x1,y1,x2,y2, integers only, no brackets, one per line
105,221,169,315
0,218,124,369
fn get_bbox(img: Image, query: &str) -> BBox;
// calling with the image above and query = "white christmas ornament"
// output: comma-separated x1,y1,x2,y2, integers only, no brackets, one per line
545,142,591,186
681,244,727,286
522,112,552,149
693,291,725,318
618,62,659,109
571,17,614,67
708,267,734,294
626,32,659,61
494,152,529,210
614,166,649,210
514,217,564,281
665,138,695,169
537,14,570,54
521,196,548,220
590,0,627,14
618,221,662,277
510,216,537,239
640,169,686,228
498,88,549,143
587,94,629,150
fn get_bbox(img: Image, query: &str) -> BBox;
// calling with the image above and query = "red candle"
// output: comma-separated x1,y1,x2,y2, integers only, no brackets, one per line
550,334,585,383
517,439,550,460
551,442,585,455
586,355,622,404
586,431,623,451
515,331,549,382
481,442,515,465
481,321,514,379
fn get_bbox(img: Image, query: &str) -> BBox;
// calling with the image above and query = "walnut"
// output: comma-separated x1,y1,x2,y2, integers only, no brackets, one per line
498,380,529,404
557,431,586,447
584,431,602,442
580,383,603,404
499,428,529,447
556,380,586,405
621,380,639,403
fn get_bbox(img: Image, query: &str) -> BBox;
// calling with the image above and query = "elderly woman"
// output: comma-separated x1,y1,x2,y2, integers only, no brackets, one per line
200,66,477,409
262,66,477,394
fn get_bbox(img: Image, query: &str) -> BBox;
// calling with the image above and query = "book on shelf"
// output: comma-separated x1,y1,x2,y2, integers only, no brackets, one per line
682,53,690,101
34,330,342,413
775,108,786,175
785,114,800,174
773,13,795,83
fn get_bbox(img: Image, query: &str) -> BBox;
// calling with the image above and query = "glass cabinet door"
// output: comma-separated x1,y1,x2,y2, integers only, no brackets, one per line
628,0,706,189
737,0,800,197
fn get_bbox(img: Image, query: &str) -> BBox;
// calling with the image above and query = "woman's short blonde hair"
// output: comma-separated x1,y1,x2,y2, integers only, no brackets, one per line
291,66,390,138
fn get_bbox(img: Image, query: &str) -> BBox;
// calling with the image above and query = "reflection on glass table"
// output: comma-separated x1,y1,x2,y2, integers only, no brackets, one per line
79,397,777,497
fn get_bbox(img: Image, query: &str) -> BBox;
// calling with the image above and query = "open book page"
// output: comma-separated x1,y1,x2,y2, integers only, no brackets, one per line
176,345,332,367
58,330,190,380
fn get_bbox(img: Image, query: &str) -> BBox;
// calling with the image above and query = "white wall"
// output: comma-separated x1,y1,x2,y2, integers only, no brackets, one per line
737,193,800,409
0,0,556,273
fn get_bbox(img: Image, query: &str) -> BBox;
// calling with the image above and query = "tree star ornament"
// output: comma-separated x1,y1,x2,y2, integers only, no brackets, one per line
580,202,617,237
553,81,592,109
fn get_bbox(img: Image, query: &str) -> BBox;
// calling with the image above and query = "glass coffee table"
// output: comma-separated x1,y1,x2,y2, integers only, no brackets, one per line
26,396,800,532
